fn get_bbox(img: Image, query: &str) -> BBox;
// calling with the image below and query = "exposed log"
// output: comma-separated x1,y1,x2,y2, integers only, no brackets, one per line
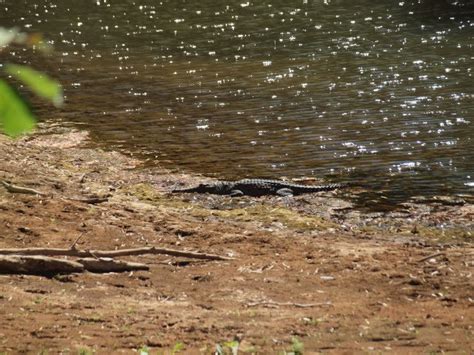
77,257,149,273
0,255,84,275
0,246,233,261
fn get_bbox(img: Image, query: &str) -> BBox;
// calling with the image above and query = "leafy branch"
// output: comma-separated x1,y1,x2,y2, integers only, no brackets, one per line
0,27,63,137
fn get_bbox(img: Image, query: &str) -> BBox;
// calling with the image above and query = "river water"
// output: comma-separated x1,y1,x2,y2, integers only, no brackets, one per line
2,0,473,203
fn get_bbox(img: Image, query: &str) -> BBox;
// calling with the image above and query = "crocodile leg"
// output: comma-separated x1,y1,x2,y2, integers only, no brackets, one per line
276,188,294,197
230,189,244,197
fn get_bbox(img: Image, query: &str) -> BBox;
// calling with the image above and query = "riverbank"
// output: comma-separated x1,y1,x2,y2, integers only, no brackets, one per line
0,127,473,353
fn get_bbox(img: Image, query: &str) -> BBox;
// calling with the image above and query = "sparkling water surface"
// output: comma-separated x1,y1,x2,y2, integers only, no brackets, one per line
2,0,473,203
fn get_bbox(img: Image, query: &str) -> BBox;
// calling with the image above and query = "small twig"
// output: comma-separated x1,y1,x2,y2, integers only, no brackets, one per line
417,252,446,263
246,300,332,308
78,173,87,184
70,233,84,250
1,180,46,196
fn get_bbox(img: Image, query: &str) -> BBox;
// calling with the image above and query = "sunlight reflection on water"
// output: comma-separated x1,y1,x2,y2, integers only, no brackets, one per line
2,0,473,202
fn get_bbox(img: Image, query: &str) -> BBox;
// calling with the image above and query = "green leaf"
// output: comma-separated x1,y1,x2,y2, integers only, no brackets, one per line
224,340,239,355
5,64,63,107
171,342,184,354
291,337,304,355
215,344,225,355
0,79,36,137
0,27,51,53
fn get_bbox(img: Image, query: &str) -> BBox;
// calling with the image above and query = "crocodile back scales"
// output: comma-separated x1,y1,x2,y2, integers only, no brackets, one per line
173,178,347,196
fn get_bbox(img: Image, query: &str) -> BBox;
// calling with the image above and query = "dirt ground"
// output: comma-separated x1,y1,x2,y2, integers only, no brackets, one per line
0,128,473,354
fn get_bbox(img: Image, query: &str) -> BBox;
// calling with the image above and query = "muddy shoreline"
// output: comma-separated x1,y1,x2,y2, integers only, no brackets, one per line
0,128,472,353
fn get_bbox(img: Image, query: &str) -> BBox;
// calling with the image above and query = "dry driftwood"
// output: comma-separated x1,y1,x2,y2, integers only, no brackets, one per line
77,257,149,272
0,255,84,275
0,246,232,261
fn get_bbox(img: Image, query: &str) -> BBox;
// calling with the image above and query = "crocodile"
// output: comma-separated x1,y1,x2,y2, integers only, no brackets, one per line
172,178,348,197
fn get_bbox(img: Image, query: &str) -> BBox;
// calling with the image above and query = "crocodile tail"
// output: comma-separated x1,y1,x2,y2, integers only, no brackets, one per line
323,182,349,190
172,186,199,193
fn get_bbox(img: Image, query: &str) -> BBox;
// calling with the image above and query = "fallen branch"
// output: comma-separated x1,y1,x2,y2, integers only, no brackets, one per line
245,300,332,308
0,255,84,275
77,257,149,272
0,255,150,275
1,180,46,196
0,246,233,261
417,252,446,263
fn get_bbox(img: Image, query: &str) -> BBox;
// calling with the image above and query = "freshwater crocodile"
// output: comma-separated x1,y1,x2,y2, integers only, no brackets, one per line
172,178,348,197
